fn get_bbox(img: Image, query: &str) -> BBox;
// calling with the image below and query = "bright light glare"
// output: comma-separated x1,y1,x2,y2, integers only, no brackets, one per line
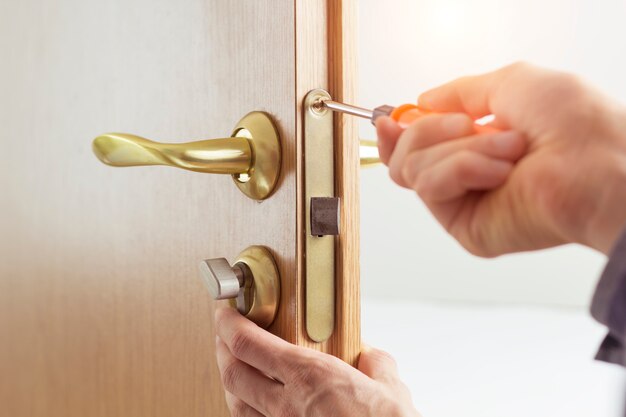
475,114,495,125
430,1,466,34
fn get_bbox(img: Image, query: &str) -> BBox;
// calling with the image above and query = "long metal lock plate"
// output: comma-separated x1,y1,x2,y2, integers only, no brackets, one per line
303,89,335,342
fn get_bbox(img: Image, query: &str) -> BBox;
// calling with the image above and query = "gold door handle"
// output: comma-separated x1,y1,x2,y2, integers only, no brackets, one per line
95,135,377,170
93,134,252,174
360,139,381,167
92,112,281,200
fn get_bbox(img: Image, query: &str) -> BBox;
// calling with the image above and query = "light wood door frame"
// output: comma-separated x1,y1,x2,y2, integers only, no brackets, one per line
294,0,360,365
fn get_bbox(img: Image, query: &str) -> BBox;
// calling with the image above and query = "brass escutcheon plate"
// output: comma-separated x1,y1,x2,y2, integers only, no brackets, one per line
303,89,336,342
229,245,280,329
231,112,282,200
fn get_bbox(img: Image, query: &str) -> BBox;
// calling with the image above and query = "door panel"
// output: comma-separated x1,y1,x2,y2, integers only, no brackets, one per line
0,1,358,416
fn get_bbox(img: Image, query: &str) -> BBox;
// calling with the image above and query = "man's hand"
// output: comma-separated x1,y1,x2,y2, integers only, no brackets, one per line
377,62,626,256
215,307,421,417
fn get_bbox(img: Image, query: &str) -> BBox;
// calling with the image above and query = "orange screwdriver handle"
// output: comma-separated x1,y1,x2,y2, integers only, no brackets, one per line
389,104,499,134
389,104,430,128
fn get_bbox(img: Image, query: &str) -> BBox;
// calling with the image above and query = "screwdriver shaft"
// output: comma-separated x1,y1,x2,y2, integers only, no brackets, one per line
321,100,374,120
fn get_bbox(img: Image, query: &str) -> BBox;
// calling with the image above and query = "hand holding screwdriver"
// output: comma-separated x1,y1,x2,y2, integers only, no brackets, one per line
333,63,626,257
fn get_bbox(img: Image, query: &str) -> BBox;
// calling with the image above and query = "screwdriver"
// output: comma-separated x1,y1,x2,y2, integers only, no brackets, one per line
317,99,498,133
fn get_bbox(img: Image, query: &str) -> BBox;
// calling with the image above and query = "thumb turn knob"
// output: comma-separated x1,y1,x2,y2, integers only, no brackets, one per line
198,246,280,329
199,258,245,300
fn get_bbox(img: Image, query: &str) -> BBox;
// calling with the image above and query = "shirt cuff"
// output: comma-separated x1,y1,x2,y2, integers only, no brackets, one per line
591,226,626,366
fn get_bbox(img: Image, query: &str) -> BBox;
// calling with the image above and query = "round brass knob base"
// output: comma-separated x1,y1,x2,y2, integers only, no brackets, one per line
231,112,281,200
229,245,280,328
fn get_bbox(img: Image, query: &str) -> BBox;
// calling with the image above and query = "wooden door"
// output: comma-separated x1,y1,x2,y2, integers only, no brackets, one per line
0,1,359,416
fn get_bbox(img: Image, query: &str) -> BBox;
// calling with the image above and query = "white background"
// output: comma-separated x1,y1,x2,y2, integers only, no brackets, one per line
357,1,626,415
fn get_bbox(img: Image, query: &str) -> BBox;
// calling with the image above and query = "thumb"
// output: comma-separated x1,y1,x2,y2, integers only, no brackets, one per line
375,116,403,165
358,345,399,382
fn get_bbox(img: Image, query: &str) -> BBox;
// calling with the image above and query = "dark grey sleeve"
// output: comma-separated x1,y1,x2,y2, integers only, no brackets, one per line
591,228,626,367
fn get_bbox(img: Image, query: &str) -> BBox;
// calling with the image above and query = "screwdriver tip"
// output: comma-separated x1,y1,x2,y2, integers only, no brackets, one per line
318,100,374,120
311,98,326,112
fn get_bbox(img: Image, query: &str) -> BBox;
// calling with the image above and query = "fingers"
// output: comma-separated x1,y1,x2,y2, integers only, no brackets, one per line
224,392,265,417
387,113,475,187
215,307,291,382
216,337,283,416
357,345,400,383
418,62,531,117
401,130,526,187
413,151,513,202
375,116,404,165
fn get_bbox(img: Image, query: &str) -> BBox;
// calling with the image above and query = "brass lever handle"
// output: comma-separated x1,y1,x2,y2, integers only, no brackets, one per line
95,135,377,170
360,139,381,167
92,134,251,174
92,112,282,200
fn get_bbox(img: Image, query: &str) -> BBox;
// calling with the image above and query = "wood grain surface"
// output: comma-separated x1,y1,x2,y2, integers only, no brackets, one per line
0,1,358,416
295,0,361,366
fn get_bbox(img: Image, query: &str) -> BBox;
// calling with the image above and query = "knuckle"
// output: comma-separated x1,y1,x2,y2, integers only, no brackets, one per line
461,220,504,259
228,400,248,417
371,348,397,365
413,171,433,199
221,361,242,392
556,72,583,88
455,151,478,178
229,328,252,358
549,72,585,97
389,164,406,186
453,74,472,86
460,238,497,258
538,73,592,126
401,163,416,187
401,152,422,183
276,402,297,417
416,113,445,132
506,60,532,73
214,307,226,330
405,115,438,144
291,356,331,390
